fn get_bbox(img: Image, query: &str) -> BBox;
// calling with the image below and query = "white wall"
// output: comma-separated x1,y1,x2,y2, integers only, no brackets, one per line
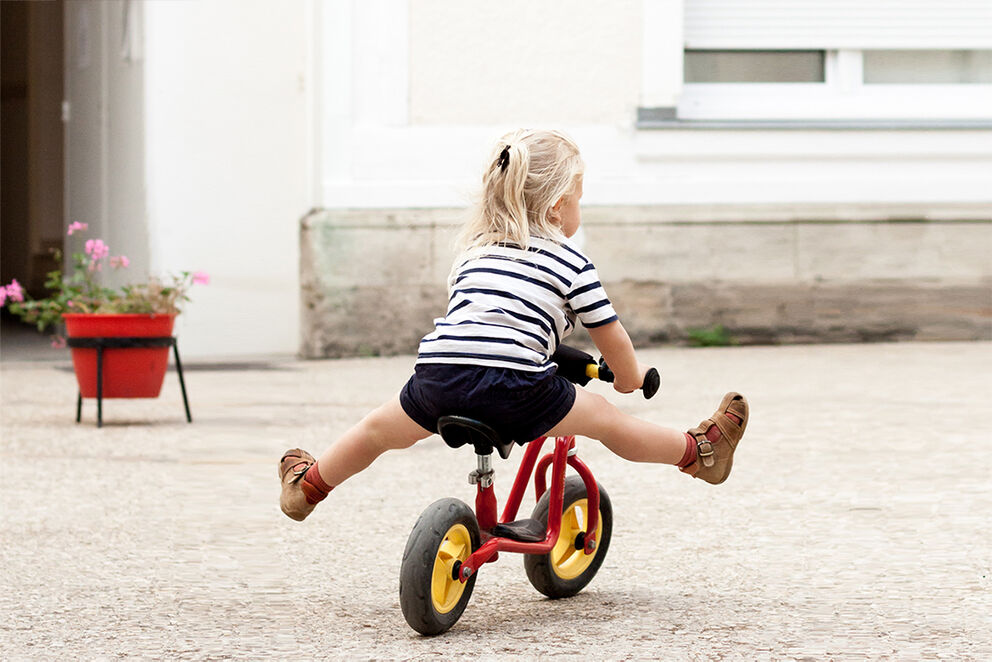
143,0,312,358
408,0,642,125
320,0,992,211
64,1,150,290
61,0,989,359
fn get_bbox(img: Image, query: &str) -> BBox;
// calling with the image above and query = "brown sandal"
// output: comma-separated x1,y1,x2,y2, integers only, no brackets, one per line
278,448,317,521
681,392,748,485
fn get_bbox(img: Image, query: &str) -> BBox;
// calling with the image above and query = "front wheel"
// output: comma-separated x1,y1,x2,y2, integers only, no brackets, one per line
399,498,480,635
524,475,613,599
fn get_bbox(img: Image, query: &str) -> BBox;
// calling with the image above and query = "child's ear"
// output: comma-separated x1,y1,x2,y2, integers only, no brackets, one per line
552,197,564,211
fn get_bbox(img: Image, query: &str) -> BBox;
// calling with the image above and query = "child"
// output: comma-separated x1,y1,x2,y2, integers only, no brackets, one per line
279,129,747,522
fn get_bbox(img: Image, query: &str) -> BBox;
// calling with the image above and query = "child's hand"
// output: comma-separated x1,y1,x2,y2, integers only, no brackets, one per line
613,364,650,394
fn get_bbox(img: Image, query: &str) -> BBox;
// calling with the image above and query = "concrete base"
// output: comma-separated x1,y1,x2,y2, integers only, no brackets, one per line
300,206,992,358
614,280,991,346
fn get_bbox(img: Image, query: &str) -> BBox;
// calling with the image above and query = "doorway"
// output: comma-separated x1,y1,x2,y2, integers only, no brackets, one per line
1,0,64,352
1,0,64,298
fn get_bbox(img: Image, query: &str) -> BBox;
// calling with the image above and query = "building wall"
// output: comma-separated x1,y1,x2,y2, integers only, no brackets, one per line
305,0,991,356
62,0,313,358
58,0,991,358
319,0,992,210
64,0,149,292
300,205,991,358
142,0,312,358
408,0,642,126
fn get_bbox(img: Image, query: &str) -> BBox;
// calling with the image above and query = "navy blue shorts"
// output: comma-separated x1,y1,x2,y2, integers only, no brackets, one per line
399,364,576,445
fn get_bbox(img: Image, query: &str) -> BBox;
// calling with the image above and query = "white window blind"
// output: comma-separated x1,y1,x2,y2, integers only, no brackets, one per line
684,1,992,50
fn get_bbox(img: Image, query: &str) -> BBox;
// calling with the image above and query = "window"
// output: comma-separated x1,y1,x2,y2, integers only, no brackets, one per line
676,48,992,122
660,1,992,124
863,50,992,85
684,50,824,83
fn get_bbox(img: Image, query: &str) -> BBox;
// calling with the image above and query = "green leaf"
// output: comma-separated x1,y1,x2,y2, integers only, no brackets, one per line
687,324,737,348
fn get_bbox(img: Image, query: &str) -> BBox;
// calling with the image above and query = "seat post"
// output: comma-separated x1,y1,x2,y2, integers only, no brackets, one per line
469,452,494,488
471,451,498,531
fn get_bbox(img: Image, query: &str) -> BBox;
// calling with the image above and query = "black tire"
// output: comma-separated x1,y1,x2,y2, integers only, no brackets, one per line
399,498,480,635
524,475,612,599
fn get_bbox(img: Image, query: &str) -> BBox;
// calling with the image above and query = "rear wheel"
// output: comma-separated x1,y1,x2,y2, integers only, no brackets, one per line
399,498,480,635
524,475,612,598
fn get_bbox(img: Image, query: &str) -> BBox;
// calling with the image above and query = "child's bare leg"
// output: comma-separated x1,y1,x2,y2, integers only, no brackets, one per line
315,394,433,487
545,388,748,484
278,394,432,521
544,389,687,464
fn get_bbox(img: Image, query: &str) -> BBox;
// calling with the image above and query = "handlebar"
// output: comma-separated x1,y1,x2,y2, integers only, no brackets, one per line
588,359,661,399
551,345,661,399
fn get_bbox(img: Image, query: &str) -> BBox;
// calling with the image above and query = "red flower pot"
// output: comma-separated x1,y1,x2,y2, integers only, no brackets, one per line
63,313,176,398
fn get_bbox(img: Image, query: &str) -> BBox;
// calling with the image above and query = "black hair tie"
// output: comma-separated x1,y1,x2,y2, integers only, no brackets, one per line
496,146,510,172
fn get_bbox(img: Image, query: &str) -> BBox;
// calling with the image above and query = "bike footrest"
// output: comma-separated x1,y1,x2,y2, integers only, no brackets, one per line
491,518,546,543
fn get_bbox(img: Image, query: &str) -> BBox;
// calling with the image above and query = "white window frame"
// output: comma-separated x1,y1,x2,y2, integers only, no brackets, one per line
677,50,992,122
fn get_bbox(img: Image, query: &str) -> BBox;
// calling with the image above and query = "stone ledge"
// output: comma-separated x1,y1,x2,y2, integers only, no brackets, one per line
304,203,992,227
300,208,992,358
614,280,992,346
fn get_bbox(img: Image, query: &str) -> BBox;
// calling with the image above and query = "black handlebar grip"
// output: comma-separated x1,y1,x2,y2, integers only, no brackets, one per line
597,358,660,399
641,367,661,399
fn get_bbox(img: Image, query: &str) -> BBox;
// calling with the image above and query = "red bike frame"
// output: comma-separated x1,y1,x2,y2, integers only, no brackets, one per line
457,434,601,581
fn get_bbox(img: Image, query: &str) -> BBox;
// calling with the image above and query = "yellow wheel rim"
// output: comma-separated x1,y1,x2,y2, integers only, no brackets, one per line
430,523,472,614
550,498,601,580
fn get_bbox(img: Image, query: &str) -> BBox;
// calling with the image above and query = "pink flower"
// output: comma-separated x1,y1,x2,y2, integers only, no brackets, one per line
51,336,67,349
67,300,74,307
192,271,210,285
5,279,24,303
109,255,130,269
84,239,109,260
0,287,6,307
67,221,89,236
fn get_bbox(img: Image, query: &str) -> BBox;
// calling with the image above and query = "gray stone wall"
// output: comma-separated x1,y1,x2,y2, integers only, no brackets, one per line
299,205,991,358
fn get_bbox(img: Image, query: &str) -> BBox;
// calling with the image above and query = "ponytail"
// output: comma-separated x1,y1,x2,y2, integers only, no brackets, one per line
456,129,584,257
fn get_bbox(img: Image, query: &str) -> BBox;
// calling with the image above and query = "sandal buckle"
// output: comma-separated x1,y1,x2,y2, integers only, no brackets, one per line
697,441,715,467
289,463,312,483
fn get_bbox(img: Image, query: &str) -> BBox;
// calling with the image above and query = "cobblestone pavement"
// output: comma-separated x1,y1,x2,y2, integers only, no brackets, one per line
1,342,990,660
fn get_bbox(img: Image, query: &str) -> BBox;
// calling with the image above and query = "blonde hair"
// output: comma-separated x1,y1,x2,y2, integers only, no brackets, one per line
456,129,584,255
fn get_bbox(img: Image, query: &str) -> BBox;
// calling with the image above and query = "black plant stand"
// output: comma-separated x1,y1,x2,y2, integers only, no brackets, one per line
67,336,192,428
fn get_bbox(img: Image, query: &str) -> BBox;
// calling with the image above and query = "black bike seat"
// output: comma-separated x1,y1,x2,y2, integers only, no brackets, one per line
436,415,515,460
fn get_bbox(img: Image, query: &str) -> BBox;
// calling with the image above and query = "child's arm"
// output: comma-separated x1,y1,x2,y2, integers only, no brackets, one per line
586,319,650,393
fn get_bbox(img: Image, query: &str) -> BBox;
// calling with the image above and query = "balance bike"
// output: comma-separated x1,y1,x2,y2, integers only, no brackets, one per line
399,346,660,635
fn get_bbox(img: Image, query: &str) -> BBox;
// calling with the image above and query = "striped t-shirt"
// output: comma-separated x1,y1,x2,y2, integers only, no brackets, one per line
416,236,619,372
